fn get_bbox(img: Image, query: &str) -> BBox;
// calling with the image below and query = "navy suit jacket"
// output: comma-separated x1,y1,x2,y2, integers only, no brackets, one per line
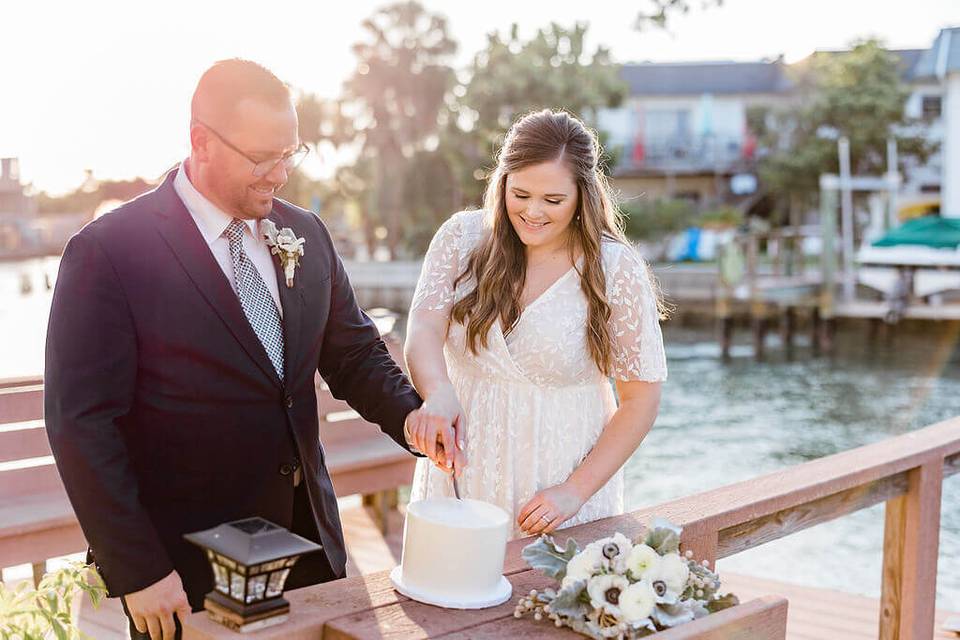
44,167,422,607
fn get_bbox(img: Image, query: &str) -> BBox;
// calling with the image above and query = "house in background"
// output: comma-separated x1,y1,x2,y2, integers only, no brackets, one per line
904,26,960,217
598,59,792,207
599,26,960,221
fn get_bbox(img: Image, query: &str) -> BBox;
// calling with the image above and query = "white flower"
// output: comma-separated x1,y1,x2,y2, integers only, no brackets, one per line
645,552,690,604
261,219,279,244
561,544,603,589
586,573,629,620
586,532,633,575
619,580,657,623
625,543,660,581
261,221,305,287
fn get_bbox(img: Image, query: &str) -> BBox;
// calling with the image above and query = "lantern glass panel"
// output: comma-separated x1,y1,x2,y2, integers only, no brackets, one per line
212,564,230,595
230,571,245,600
216,554,237,570
246,575,268,603
285,556,299,568
265,568,290,598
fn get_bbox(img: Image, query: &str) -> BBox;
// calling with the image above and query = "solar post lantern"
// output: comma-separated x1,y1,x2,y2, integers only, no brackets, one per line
184,517,322,632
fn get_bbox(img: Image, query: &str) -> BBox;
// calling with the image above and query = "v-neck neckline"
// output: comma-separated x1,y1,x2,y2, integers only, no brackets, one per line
519,256,583,317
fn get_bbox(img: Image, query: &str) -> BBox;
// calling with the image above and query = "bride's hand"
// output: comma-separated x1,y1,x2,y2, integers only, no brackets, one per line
517,482,587,536
409,384,468,476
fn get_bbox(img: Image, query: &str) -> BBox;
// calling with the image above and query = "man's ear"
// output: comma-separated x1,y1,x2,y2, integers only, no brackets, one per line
189,123,210,163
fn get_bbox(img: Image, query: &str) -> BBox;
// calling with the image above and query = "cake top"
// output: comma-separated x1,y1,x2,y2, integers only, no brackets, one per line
408,498,509,529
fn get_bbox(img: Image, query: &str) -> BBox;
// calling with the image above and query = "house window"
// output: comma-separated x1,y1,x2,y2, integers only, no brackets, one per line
921,96,942,121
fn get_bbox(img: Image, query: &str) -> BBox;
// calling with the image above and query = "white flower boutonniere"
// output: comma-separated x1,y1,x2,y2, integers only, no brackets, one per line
261,219,306,288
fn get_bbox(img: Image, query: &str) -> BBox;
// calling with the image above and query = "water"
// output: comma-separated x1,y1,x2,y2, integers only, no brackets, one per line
3,258,958,609
625,325,960,610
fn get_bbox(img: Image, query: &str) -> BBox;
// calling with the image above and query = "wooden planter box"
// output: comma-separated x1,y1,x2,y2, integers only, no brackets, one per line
416,595,790,640
643,596,788,640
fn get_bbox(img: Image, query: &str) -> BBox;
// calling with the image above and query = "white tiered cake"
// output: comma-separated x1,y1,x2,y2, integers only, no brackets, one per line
390,497,512,609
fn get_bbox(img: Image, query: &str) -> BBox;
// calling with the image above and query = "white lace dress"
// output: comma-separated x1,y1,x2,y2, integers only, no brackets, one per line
408,210,667,538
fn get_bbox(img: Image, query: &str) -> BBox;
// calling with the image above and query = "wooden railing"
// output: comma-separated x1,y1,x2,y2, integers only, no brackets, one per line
184,415,960,639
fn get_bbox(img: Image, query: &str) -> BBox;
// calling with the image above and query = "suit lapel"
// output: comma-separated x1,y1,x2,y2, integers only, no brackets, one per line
151,168,283,388
266,207,304,382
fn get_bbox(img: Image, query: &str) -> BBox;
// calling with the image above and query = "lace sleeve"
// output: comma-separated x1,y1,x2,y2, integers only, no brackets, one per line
607,243,668,382
410,212,465,315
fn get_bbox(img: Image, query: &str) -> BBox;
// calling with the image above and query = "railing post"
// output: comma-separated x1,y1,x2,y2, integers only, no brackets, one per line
679,521,719,572
879,460,943,640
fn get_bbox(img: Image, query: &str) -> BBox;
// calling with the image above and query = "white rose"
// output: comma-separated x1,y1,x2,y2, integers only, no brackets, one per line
586,573,629,619
625,543,660,581
619,580,656,623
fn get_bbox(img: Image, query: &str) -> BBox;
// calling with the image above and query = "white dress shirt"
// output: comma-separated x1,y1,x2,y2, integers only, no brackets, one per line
174,163,283,317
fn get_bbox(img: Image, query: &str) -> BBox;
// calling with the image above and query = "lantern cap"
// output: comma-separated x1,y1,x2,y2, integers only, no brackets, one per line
184,517,322,565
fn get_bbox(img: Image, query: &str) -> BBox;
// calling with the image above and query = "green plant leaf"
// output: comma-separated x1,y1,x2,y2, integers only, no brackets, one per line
521,535,580,580
644,516,683,554
706,592,740,613
549,581,590,620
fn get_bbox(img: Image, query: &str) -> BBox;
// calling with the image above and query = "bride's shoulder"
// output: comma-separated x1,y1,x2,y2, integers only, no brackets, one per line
599,235,633,268
452,208,486,233
439,209,487,248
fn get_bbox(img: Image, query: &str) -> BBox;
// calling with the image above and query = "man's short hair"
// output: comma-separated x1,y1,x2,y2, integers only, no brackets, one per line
191,58,292,123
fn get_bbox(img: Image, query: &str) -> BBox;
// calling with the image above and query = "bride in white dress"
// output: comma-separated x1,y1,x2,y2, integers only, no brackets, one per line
403,110,667,539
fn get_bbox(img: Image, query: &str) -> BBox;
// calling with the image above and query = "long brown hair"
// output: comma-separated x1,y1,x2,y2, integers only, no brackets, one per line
450,109,664,376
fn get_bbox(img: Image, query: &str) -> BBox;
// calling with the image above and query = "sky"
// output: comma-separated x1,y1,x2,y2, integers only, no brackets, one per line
1,0,957,195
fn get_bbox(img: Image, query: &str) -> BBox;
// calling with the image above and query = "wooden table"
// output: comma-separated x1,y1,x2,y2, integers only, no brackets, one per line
182,518,787,640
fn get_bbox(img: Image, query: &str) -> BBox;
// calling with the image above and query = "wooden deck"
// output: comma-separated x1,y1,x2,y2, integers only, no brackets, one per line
16,494,951,638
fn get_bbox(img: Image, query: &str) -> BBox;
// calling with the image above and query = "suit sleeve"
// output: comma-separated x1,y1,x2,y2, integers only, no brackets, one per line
44,230,174,596
313,217,424,455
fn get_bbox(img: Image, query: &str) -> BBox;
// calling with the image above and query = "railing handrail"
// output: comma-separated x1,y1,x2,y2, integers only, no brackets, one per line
503,416,959,570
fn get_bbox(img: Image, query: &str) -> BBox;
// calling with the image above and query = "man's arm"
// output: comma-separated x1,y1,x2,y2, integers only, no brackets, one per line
312,217,424,454
44,230,174,595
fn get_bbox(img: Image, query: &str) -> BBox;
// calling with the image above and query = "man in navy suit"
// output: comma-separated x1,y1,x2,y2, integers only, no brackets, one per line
44,59,458,640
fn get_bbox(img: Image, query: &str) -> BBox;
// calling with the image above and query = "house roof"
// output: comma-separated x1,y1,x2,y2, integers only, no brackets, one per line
620,60,791,96
910,27,960,79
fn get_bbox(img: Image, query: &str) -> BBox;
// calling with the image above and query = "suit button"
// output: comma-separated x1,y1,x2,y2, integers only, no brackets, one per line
279,464,292,476
285,395,294,409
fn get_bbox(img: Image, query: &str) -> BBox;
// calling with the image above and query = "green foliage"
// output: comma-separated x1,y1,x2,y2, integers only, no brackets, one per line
621,198,700,241
340,1,459,253
634,0,724,30
642,516,682,555
758,39,938,208
0,562,106,640
697,206,743,229
520,535,580,581
459,22,627,154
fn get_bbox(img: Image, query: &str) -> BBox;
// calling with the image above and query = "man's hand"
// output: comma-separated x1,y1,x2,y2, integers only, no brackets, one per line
123,570,191,640
405,384,467,477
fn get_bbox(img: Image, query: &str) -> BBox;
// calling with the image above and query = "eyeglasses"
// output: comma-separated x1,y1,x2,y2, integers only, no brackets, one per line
194,118,309,178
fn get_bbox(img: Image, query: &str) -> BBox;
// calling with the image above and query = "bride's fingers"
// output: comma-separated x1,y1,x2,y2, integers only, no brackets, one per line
454,412,467,450
518,503,549,533
452,446,467,478
516,498,538,525
542,514,563,534
528,512,555,536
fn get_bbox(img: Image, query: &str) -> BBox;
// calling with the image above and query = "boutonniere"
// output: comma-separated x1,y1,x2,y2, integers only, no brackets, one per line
261,219,306,288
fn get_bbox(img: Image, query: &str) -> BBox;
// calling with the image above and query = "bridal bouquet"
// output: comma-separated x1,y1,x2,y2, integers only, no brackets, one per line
515,517,739,639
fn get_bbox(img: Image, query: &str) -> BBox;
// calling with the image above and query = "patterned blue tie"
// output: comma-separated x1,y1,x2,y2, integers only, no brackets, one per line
224,219,285,380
